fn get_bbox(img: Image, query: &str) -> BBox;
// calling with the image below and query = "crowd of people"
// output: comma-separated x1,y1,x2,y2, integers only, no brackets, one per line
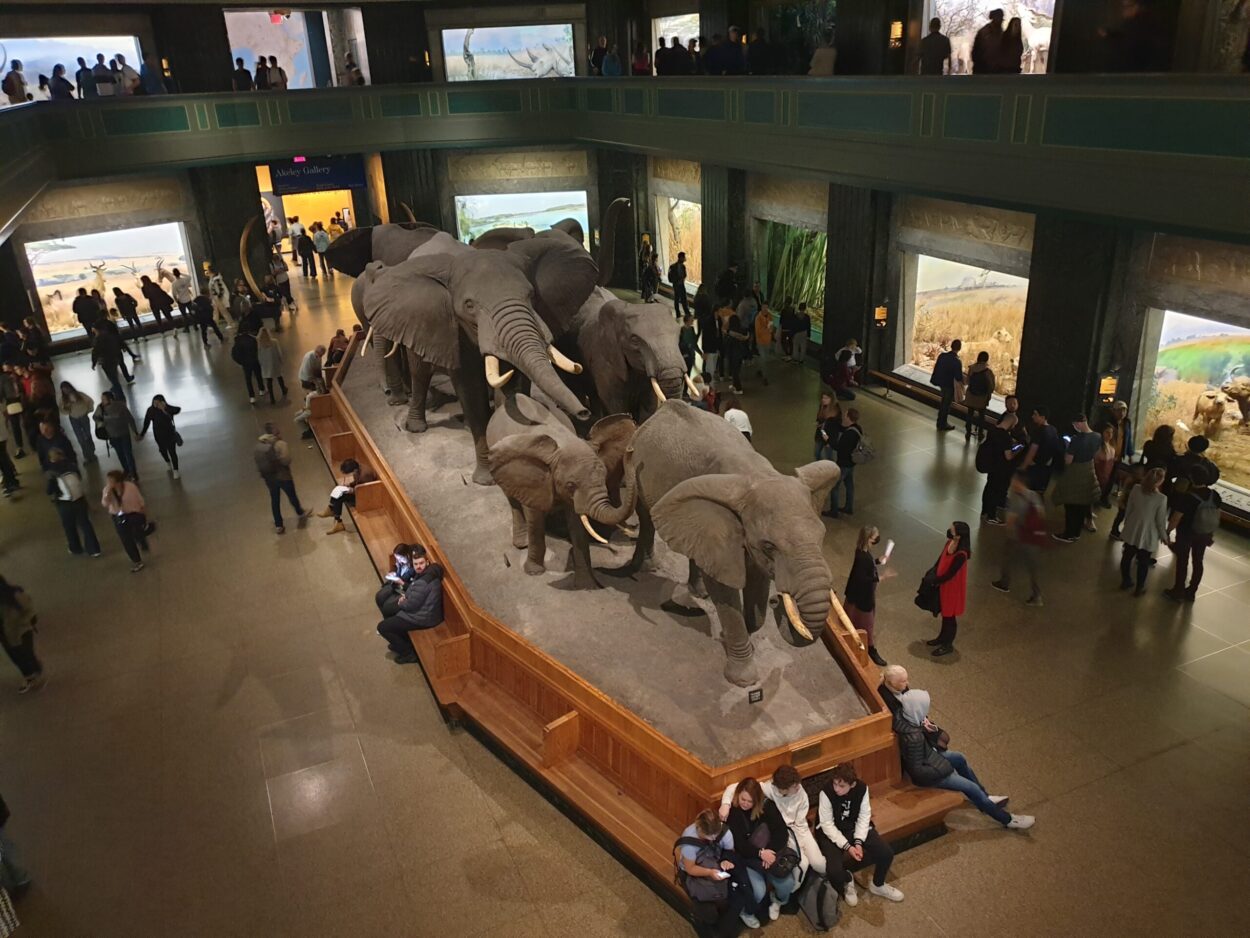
3,51,165,104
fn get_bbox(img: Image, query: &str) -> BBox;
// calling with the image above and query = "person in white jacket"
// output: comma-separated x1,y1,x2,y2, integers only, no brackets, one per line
1118,466,1169,596
815,762,903,905
719,764,825,877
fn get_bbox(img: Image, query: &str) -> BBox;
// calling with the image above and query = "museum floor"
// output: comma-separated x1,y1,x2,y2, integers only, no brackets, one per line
1,275,1248,937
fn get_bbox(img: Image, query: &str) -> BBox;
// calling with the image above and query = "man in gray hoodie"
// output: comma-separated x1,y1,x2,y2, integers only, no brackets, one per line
254,423,310,534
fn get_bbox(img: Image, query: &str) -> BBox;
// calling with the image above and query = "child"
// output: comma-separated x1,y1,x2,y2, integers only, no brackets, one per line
1110,463,1145,541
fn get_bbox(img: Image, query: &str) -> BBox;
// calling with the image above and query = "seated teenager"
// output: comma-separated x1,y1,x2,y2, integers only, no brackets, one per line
895,689,1034,830
317,458,375,534
815,762,903,906
720,764,824,877
674,808,755,937
723,777,798,925
375,543,415,617
376,545,444,664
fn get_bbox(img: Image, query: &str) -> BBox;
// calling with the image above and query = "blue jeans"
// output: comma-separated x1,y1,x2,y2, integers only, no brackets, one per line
69,413,96,461
266,478,305,527
829,463,855,514
746,864,797,907
0,827,30,890
931,751,1011,825
111,435,137,478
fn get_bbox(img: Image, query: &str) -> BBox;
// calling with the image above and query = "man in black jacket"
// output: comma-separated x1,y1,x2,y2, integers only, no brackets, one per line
930,339,963,431
72,288,102,334
376,546,444,663
815,763,902,905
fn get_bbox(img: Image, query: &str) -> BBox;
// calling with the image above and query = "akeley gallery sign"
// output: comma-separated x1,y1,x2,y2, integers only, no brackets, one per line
268,155,366,194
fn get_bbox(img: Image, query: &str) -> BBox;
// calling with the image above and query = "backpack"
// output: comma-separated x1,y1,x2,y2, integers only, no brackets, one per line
797,872,840,932
231,333,251,365
849,427,874,465
967,368,990,397
974,437,993,473
668,263,679,283
673,836,729,903
1191,492,1220,536
254,441,281,479
1019,499,1048,546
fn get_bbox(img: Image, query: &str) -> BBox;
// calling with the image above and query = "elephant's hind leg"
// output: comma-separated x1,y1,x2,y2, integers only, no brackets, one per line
403,350,432,433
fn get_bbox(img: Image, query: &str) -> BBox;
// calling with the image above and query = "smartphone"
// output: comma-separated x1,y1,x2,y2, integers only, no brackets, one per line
1011,443,1025,453
883,539,895,561
1063,435,1072,443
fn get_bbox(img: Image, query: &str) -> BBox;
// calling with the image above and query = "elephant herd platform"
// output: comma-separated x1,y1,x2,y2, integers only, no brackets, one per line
309,333,965,898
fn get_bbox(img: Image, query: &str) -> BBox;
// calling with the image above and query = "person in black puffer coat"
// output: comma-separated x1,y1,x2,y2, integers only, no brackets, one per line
376,545,444,664
723,777,794,925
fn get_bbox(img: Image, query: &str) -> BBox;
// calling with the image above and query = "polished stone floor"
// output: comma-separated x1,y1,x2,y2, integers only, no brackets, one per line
1,276,1247,937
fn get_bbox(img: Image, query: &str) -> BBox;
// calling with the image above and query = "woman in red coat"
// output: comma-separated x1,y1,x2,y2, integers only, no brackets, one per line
927,521,971,657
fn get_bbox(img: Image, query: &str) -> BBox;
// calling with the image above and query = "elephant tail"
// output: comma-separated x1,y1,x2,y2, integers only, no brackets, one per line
596,197,631,288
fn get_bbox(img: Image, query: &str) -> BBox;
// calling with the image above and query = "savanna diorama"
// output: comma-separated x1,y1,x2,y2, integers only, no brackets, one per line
1146,311,1250,493
907,255,1027,396
752,218,826,337
454,191,589,245
654,196,703,288
24,223,190,336
442,24,575,81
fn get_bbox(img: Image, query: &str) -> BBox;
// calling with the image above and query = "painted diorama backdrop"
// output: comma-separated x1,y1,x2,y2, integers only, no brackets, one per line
931,0,1055,74
906,254,1027,395
24,222,190,336
650,13,701,57
225,11,316,89
442,24,576,81
1146,311,1250,494
653,196,702,289
752,218,826,339
0,35,143,105
453,190,589,245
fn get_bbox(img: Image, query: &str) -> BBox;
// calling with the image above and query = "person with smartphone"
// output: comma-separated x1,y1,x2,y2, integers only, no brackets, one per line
845,525,889,666
979,411,1023,524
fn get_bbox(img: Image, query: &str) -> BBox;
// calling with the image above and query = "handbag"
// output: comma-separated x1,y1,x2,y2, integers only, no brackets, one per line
4,402,21,416
913,567,941,617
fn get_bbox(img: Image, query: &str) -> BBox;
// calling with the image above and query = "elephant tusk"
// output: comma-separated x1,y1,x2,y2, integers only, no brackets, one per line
485,355,515,389
684,375,702,400
780,593,814,642
830,589,865,650
238,216,264,298
384,341,400,359
650,377,667,404
580,514,609,545
400,201,417,224
360,325,373,357
548,345,583,375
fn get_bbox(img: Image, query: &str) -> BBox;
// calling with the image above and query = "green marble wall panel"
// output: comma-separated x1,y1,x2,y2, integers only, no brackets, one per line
657,89,726,121
942,94,1001,142
100,106,190,136
214,102,261,129
587,88,614,113
622,89,645,116
1042,97,1250,159
447,89,524,115
379,94,424,119
743,91,775,124
288,97,354,124
796,92,911,135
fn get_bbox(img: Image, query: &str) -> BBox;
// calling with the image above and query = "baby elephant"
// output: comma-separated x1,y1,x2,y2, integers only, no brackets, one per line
486,394,637,589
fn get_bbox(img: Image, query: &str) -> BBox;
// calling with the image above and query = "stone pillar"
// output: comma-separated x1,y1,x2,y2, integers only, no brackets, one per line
187,164,267,291
586,0,645,73
700,0,751,42
596,149,647,290
379,150,444,227
824,183,892,369
834,0,909,74
150,5,233,93
1015,215,1123,419
362,2,432,84
0,241,34,331
700,165,746,297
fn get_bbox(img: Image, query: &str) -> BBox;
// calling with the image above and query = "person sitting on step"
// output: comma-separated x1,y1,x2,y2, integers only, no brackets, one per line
317,458,375,534
815,762,904,907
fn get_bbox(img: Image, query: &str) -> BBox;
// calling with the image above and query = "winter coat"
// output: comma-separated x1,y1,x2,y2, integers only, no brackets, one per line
254,433,293,482
394,565,445,629
935,547,968,618
1120,486,1169,554
140,404,181,446
894,712,953,786
93,400,137,440
257,335,283,380
726,798,787,868
962,361,996,409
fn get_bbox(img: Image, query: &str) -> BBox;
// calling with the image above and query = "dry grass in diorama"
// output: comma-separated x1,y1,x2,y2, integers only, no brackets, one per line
1146,378,1250,491
910,285,1026,395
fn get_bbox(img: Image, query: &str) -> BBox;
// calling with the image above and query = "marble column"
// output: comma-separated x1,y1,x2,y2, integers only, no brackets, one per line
361,3,432,84
150,5,233,93
379,150,444,228
187,164,267,291
824,183,892,368
700,165,746,296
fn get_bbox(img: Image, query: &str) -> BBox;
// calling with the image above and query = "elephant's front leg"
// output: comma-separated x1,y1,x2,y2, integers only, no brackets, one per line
626,501,657,573
688,559,708,599
403,349,433,433
524,507,547,575
505,496,528,550
379,334,407,404
564,508,602,590
705,577,759,687
742,560,770,635
452,347,495,486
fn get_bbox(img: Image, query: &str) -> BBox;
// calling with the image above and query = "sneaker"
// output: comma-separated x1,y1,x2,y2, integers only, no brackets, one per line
1085,520,1098,533
14,450,25,459
868,882,904,902
1109,531,1122,541
130,562,144,573
1133,586,1147,597
989,795,1009,806
1051,534,1078,544
18,675,44,695
984,516,1005,526
171,470,180,480
1006,815,1035,830
991,580,1010,593
275,525,285,535
739,912,761,930
1118,580,1132,591
931,644,954,657
300,429,315,441
1025,595,1044,607
1162,588,1185,603
249,396,256,405
768,899,781,921
937,424,955,432
89,551,102,558
843,877,858,907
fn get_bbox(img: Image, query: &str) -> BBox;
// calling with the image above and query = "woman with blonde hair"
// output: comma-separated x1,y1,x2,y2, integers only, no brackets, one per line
257,326,287,404
1118,467,1168,595
846,525,888,666
723,776,796,924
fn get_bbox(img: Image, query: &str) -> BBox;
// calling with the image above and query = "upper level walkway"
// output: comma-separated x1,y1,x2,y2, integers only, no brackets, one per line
3,74,1249,244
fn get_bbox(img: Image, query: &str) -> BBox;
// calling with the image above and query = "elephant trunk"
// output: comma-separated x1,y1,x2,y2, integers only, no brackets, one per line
495,303,590,422
585,457,637,527
652,364,686,404
777,556,832,647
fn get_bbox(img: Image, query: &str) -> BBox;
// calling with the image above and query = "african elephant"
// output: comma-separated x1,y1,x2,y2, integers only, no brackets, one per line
619,401,840,687
486,394,637,589
354,228,598,483
564,286,698,422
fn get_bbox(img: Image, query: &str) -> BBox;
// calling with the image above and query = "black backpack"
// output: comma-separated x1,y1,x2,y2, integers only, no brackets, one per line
797,872,841,931
968,368,990,397
254,441,281,479
673,836,729,903
975,437,993,473
668,263,679,283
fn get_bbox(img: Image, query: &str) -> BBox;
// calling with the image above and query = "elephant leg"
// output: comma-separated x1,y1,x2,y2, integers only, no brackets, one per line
688,559,708,600
524,508,546,575
506,496,528,550
705,577,758,687
742,560,770,636
454,344,495,486
564,508,601,590
403,349,433,433
627,500,657,573
379,334,407,404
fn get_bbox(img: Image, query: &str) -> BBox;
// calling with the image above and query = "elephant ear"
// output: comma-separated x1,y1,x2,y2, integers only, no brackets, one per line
372,224,443,267
364,259,459,370
589,413,637,480
473,227,535,251
794,460,841,513
550,217,585,245
508,229,598,335
652,474,752,589
409,231,472,260
487,432,559,513
324,227,373,277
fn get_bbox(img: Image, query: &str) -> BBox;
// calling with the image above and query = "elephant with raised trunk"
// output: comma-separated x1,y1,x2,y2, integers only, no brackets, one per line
486,394,637,589
563,286,699,422
619,401,840,687
350,228,598,482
